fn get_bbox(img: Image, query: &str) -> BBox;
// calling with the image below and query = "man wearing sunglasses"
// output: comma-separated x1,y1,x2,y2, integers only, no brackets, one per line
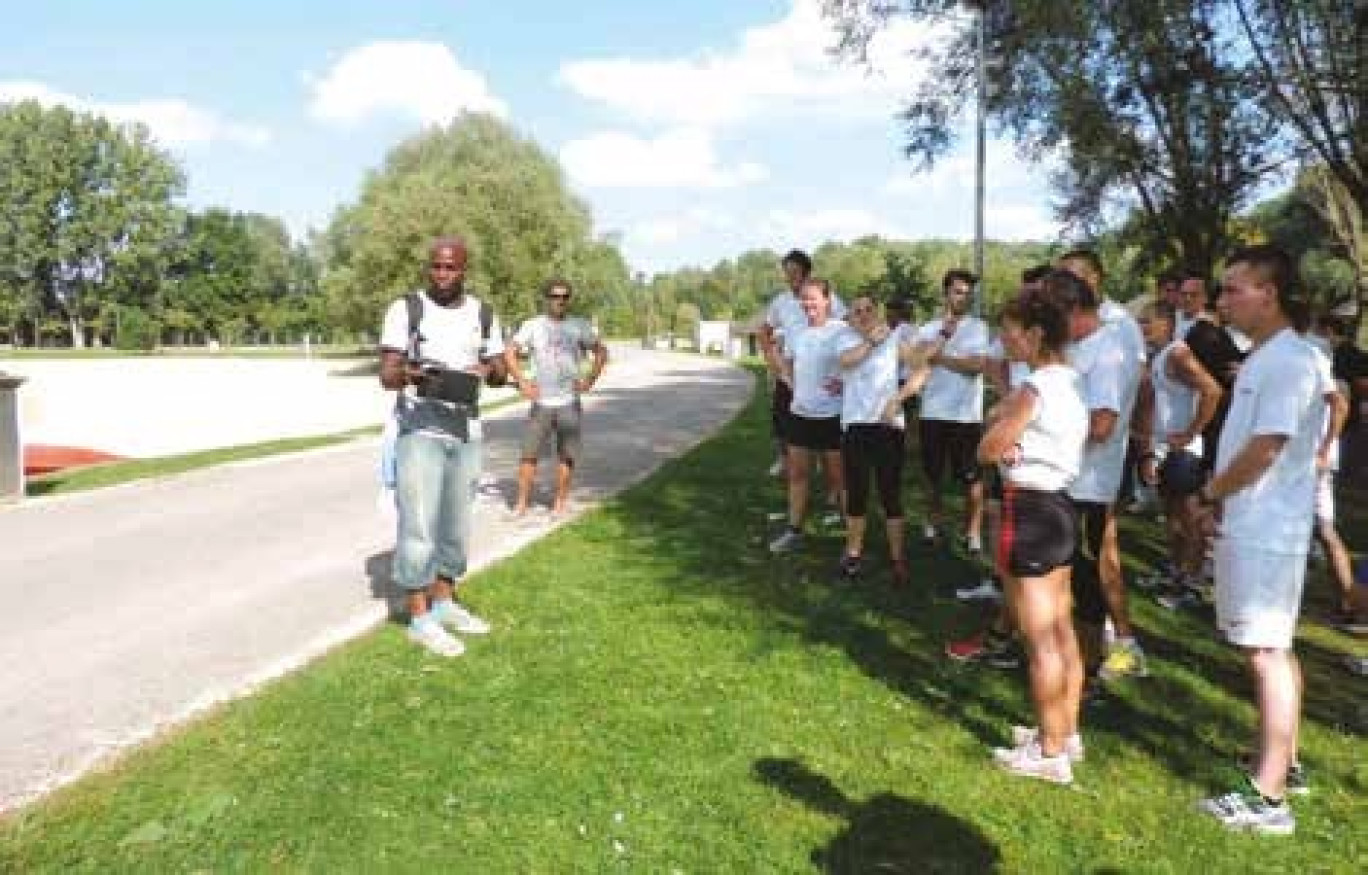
378,236,505,657
504,278,608,518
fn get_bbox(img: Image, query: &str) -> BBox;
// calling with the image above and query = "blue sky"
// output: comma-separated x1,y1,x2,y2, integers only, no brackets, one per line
1,0,1061,274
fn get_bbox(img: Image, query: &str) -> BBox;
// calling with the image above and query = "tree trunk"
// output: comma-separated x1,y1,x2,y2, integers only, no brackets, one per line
68,315,85,349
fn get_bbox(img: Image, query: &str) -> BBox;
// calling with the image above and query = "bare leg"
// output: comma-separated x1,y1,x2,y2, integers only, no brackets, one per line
1009,567,1076,756
552,459,574,514
787,446,813,530
1249,647,1302,799
885,517,905,563
1316,521,1357,615
821,449,845,519
513,459,537,514
965,479,985,542
1098,509,1135,639
845,516,866,557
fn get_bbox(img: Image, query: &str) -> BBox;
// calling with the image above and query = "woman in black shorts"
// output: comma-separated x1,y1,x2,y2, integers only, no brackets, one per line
976,272,1090,784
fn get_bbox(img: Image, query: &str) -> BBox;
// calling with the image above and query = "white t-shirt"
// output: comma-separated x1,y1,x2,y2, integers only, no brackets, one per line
511,315,599,407
892,322,918,381
765,288,846,356
1101,298,1148,366
986,337,1031,389
1067,322,1142,503
836,326,903,428
1306,336,1340,471
1151,341,1203,456
787,320,847,419
916,315,990,422
1216,328,1321,552
380,291,505,435
1001,363,1088,492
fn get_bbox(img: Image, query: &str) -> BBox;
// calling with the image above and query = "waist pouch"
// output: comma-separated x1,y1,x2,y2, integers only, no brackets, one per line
419,368,482,411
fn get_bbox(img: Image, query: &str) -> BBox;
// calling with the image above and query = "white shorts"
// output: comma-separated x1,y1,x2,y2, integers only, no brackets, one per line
1315,470,1335,523
1213,538,1306,649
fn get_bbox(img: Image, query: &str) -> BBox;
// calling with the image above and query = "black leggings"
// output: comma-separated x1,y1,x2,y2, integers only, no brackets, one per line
841,424,905,519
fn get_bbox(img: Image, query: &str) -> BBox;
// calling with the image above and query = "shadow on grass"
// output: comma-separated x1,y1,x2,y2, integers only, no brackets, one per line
754,757,1001,873
597,367,1366,797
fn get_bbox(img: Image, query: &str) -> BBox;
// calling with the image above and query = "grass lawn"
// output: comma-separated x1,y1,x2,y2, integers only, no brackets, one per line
2,375,1365,872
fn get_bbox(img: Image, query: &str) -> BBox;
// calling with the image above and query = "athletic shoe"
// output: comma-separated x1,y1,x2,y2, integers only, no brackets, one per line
955,580,1002,602
769,528,803,554
1345,655,1368,676
820,509,845,530
963,533,983,555
922,523,938,545
407,619,465,657
991,741,1074,785
434,602,491,635
767,457,785,477
836,553,862,582
1099,638,1149,680
1237,754,1309,797
946,631,1015,665
1198,789,1295,835
1010,726,1085,763
766,510,788,522
945,632,988,661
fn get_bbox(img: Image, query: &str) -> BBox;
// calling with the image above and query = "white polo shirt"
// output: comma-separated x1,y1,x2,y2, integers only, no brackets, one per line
1215,328,1321,553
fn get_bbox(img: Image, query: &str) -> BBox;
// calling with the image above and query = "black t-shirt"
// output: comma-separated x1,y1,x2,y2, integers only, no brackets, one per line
1333,341,1368,427
1183,319,1244,389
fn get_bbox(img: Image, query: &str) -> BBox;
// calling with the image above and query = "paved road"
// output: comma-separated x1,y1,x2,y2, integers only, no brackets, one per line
0,346,752,812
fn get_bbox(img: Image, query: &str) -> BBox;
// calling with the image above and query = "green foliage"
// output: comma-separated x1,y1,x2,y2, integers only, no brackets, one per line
0,100,184,346
113,306,158,351
321,113,604,337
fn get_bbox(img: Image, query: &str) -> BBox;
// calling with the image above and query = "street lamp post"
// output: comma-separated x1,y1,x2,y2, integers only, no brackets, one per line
973,2,987,314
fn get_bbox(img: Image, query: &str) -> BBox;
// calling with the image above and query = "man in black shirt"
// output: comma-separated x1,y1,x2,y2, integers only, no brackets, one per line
1179,276,1245,471
1319,313,1368,488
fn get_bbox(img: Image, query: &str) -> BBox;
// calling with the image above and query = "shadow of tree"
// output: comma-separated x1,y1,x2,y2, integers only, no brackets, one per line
754,756,1001,873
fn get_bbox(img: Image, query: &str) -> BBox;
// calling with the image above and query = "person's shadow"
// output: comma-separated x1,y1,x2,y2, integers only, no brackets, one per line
754,757,1001,873
364,549,406,622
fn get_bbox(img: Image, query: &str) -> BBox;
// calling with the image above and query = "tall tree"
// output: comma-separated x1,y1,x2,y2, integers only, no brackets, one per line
826,1,1282,276
323,113,599,336
0,100,183,346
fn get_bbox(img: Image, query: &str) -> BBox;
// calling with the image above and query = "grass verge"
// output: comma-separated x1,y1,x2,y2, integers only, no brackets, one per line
2,377,1364,872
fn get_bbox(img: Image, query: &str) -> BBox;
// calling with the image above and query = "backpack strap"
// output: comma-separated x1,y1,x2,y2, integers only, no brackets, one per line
404,291,423,359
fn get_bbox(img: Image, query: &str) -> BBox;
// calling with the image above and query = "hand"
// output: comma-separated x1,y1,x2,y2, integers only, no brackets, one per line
882,398,902,424
519,381,541,401
823,376,843,396
1139,456,1159,487
404,362,427,386
1000,443,1023,467
572,377,595,394
1316,450,1333,471
866,324,890,344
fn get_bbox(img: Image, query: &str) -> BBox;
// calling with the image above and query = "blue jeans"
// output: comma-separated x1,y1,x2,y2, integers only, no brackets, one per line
393,428,482,592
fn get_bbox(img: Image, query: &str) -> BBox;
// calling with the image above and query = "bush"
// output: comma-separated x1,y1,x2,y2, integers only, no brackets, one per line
114,307,159,351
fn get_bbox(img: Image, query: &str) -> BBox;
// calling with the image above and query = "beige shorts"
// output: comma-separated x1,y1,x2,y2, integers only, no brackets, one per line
1213,538,1306,649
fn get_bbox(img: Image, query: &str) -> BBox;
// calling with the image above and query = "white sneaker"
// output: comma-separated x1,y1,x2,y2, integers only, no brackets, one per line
436,602,491,635
767,458,784,477
820,509,844,529
769,528,803,554
407,619,465,657
1010,726,1085,763
964,533,983,554
922,523,938,544
992,741,1074,784
955,580,1002,602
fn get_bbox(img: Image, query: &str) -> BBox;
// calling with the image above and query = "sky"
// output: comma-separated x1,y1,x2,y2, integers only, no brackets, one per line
0,0,1063,275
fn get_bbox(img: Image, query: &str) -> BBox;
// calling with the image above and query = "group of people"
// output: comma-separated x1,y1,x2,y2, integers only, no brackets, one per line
759,245,1365,835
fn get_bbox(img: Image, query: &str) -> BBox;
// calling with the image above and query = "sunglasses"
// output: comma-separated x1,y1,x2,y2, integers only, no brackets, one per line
429,262,460,270
546,293,571,301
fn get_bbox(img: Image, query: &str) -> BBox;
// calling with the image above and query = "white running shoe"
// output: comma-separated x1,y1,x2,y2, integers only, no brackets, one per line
964,533,983,554
407,619,465,657
436,602,491,634
767,458,785,477
992,741,1074,784
955,580,1002,602
1010,726,1085,763
922,523,938,545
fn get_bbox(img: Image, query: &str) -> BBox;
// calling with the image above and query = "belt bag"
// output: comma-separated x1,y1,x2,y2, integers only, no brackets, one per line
419,368,482,411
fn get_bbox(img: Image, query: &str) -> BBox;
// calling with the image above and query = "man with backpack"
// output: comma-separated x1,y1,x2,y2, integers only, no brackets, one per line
378,236,507,657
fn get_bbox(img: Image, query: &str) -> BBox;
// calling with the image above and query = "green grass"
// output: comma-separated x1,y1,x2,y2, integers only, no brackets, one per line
24,428,384,498
2,375,1365,872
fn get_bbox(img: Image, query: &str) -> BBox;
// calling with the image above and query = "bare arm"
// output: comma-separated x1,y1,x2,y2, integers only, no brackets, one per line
1088,408,1119,444
1318,385,1348,464
379,349,419,391
977,385,1038,464
503,343,539,401
1206,434,1289,501
932,351,986,376
759,323,785,377
1169,344,1223,446
574,341,610,393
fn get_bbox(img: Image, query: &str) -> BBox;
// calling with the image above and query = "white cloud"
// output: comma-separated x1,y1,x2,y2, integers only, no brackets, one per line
560,128,767,189
557,0,938,128
0,80,270,148
759,207,905,245
630,207,737,246
308,41,507,126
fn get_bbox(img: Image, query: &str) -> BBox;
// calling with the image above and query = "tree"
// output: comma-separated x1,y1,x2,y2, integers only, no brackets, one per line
826,1,1282,277
0,100,183,346
322,113,600,337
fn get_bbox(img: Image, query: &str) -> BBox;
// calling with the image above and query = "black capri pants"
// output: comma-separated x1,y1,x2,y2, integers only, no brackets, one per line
841,423,906,519
1070,499,1110,624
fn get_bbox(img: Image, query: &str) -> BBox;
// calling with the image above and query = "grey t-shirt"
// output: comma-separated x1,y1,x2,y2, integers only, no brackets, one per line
511,315,600,407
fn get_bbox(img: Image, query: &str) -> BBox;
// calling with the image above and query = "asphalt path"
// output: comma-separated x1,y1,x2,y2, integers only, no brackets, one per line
0,345,752,812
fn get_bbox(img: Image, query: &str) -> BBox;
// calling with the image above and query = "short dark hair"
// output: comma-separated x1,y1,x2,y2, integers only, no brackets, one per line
1058,248,1105,281
1179,269,1208,287
1021,264,1052,286
781,249,813,276
1042,266,1098,314
543,277,573,297
1142,300,1177,324
1157,269,1182,287
885,295,912,311
942,268,977,292
1226,243,1305,322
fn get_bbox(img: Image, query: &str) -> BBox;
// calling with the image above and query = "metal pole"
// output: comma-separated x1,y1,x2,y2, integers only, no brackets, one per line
973,4,987,313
